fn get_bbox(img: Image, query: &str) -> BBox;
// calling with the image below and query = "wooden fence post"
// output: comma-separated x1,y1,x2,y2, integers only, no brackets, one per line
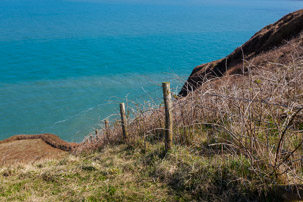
104,120,110,143
162,82,173,151
120,103,128,140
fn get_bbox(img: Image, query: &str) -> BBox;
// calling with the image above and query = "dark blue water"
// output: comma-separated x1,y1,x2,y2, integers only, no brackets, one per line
0,0,302,142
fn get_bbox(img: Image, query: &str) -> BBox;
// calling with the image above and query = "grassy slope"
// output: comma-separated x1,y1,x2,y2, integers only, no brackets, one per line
0,142,266,202
1,34,303,202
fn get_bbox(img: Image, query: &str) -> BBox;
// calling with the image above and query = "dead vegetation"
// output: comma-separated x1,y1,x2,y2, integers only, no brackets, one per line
0,134,78,152
179,9,303,96
0,134,78,166
2,24,303,202
0,139,67,166
73,36,303,201
1,43,303,201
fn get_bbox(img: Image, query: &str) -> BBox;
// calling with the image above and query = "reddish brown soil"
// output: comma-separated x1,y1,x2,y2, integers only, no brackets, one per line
179,9,303,96
0,139,67,166
0,134,79,166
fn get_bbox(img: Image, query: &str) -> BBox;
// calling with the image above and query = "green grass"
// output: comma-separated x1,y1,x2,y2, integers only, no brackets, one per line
2,42,303,201
0,144,171,202
0,142,281,202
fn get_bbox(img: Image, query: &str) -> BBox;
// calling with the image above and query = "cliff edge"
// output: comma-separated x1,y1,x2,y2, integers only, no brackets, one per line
179,9,303,96
0,134,78,166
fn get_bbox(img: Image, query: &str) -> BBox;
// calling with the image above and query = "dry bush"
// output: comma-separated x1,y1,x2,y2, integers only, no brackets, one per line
77,40,303,187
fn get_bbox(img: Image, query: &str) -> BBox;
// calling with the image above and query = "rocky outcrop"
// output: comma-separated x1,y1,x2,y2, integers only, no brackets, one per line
179,9,303,97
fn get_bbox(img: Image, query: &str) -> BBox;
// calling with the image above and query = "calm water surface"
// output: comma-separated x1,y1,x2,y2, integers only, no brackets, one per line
0,0,302,141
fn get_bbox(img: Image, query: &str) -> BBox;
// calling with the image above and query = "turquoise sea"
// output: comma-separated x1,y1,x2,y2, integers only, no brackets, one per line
0,0,302,142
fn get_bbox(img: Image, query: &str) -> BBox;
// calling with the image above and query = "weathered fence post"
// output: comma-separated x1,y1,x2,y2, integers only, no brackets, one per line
120,103,128,140
162,82,173,151
104,120,110,143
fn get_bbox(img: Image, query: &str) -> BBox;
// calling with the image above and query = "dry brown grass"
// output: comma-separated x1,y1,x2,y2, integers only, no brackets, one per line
2,13,303,202
1,37,303,202
0,134,78,151
0,134,78,166
0,139,67,166
75,36,303,199
179,10,303,96
0,144,174,202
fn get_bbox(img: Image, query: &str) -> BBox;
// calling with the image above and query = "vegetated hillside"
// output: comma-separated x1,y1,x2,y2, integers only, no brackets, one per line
179,9,303,97
1,11,303,202
2,45,303,201
75,10,303,200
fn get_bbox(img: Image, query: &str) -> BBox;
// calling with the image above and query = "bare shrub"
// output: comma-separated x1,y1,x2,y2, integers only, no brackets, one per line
77,40,303,187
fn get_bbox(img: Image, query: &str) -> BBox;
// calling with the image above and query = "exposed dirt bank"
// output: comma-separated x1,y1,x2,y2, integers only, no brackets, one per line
179,9,303,96
0,134,78,166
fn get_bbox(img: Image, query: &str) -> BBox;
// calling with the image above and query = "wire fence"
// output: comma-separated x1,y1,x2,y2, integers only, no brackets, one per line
68,43,303,191
84,78,303,137
77,57,303,186
84,79,303,148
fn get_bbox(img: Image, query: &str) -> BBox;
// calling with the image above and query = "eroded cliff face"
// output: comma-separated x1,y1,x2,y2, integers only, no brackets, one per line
179,9,303,97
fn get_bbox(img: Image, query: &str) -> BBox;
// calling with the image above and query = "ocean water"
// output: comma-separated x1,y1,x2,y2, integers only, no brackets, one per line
0,0,302,142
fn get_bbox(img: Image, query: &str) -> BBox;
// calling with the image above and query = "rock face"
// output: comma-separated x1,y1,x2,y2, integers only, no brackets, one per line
179,9,303,97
